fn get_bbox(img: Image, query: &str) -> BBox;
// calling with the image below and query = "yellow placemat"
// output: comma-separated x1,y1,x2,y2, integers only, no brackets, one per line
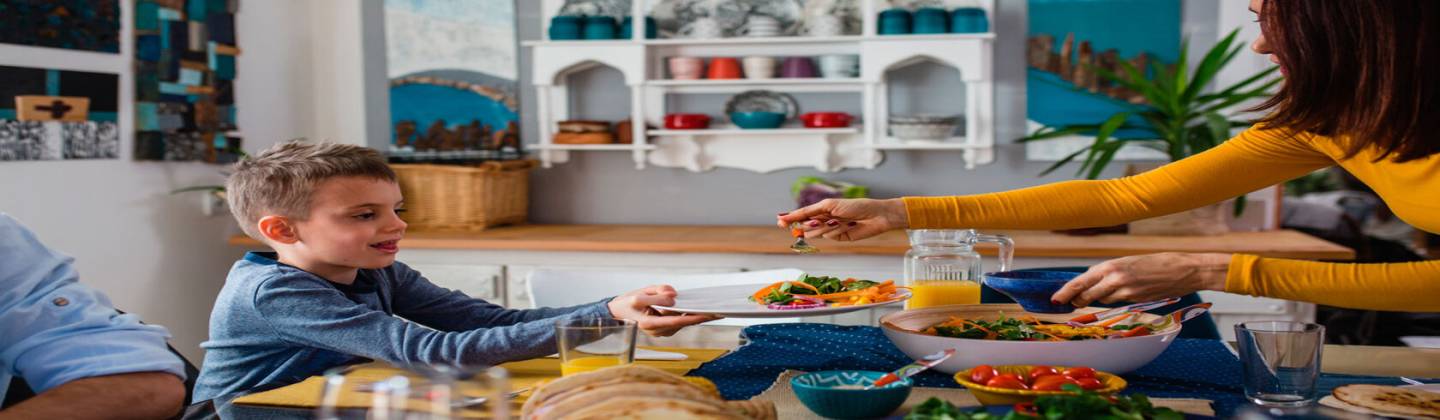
231,346,729,416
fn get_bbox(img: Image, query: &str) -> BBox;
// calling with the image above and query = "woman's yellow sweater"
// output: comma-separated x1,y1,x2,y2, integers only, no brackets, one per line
903,126,1440,312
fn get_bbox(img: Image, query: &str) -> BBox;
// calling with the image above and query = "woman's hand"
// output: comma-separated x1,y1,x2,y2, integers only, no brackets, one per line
776,198,909,241
1050,253,1232,307
607,285,719,337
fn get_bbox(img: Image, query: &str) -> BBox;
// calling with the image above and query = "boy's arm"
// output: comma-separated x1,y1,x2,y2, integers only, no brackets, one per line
252,273,611,367
388,265,613,332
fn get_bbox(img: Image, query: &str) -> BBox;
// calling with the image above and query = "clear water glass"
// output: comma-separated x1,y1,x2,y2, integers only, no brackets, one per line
1235,321,1325,407
316,364,510,419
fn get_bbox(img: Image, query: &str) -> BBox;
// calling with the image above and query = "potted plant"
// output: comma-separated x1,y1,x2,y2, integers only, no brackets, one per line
1020,29,1281,235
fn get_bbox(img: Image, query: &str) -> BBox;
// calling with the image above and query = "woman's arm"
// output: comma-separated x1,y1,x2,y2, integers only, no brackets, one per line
1228,255,1440,312
904,126,1334,230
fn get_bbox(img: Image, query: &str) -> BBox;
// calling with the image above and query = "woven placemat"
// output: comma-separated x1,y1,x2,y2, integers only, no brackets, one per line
751,370,1216,419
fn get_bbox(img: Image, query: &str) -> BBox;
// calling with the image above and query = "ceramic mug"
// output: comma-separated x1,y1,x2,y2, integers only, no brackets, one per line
878,8,912,35
804,14,844,37
678,17,723,39
742,56,777,79
913,7,949,34
737,15,781,37
668,57,705,80
549,15,583,40
780,56,819,78
819,54,858,78
707,57,743,79
949,8,989,33
582,15,617,40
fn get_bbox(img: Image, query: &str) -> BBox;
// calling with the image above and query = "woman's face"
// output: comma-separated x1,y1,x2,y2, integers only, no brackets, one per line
1249,0,1282,70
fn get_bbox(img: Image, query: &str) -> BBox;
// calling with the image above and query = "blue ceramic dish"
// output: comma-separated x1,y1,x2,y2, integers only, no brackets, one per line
982,270,1080,313
792,370,912,419
730,111,786,129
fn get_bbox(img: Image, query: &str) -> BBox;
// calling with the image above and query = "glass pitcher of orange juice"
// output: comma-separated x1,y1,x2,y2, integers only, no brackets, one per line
903,229,1014,309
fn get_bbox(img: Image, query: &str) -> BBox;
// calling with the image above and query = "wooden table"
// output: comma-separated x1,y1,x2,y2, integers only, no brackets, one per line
231,224,1355,260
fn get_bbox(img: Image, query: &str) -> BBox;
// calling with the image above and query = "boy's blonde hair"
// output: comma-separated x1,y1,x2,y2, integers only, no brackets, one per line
226,140,396,238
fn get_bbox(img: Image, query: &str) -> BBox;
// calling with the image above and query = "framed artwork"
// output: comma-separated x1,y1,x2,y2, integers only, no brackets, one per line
0,65,120,161
132,0,243,163
0,0,121,53
1024,0,1180,161
384,0,521,161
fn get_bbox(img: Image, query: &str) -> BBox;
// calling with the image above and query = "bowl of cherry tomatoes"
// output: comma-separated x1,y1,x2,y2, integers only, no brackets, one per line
953,364,1126,405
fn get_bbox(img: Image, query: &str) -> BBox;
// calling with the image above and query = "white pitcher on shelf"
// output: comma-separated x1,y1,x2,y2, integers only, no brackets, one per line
677,17,724,39
736,15,782,37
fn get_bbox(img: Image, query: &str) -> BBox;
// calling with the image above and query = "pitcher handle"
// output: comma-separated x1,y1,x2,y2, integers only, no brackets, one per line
975,234,1014,272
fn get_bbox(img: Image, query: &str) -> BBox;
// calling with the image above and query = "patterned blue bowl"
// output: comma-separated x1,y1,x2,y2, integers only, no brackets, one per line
791,370,912,419
983,270,1080,313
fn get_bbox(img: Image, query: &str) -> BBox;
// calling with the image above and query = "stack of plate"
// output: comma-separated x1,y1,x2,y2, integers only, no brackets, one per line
889,115,962,140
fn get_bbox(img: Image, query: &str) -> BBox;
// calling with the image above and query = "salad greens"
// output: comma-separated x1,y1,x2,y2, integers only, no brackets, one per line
791,274,880,294
929,315,1055,341
904,386,1185,420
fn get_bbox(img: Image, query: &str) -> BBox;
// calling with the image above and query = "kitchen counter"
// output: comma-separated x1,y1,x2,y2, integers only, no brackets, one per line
229,224,1354,260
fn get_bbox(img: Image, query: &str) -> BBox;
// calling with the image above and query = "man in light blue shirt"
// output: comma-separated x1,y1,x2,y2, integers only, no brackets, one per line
0,214,186,418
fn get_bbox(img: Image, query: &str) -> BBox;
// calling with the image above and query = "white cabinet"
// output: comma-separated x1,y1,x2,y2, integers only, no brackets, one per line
403,263,506,302
503,264,742,309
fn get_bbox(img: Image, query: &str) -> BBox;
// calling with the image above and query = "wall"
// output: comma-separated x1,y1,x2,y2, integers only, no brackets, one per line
0,0,317,363
518,0,1239,225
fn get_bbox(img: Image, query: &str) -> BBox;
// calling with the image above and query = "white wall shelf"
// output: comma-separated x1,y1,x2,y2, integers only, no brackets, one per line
527,0,997,172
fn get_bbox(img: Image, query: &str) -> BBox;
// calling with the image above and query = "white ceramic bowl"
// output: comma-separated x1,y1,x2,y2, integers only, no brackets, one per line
879,304,1180,375
889,122,958,140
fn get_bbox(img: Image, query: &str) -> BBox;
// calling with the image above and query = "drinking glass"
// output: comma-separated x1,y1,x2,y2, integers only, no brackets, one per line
316,364,510,419
557,317,637,376
1235,321,1325,407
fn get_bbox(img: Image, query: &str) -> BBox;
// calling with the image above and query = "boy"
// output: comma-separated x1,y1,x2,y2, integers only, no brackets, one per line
193,141,713,401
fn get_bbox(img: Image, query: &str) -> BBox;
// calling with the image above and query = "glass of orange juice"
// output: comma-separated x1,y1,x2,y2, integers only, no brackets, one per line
556,317,637,376
907,280,982,309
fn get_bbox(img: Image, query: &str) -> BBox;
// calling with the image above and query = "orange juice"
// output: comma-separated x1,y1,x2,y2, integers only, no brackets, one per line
906,280,981,309
560,356,628,376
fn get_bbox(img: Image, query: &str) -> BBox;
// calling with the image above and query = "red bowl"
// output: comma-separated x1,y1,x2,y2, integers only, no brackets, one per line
800,112,852,128
664,113,711,129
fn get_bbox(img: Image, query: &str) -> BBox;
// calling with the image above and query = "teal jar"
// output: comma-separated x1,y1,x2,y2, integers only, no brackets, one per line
912,7,949,34
878,8,912,35
549,15,583,40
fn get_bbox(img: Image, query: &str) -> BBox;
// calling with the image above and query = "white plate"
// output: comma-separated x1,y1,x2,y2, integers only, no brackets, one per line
652,283,910,318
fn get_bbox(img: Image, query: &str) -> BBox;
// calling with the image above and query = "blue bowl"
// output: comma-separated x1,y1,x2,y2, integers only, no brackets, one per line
791,370,912,419
730,111,786,129
983,270,1080,313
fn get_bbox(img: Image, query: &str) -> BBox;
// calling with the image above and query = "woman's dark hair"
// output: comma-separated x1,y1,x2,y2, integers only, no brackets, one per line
1254,0,1438,162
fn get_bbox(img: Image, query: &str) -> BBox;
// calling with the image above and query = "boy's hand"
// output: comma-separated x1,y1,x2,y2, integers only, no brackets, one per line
607,285,719,337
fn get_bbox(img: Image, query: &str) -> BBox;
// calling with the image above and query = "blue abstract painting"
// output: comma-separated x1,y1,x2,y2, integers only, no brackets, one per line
1024,0,1180,159
384,0,520,157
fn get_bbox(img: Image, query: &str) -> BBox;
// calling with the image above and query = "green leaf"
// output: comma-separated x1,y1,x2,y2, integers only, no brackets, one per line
1083,142,1125,179
1233,195,1248,217
1075,112,1131,177
1181,29,1243,105
1039,147,1091,177
1019,124,1103,142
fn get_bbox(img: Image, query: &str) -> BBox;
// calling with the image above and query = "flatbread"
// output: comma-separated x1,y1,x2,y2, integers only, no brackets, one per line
564,396,748,420
1333,385,1440,419
724,399,777,420
522,365,698,417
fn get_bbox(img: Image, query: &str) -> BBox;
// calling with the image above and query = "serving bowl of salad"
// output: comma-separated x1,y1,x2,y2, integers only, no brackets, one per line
879,304,1182,374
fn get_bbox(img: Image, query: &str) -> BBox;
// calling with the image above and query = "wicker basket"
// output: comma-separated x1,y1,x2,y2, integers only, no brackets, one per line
390,160,537,232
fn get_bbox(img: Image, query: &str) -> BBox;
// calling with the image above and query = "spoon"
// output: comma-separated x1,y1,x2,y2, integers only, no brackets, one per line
867,348,955,390
789,222,819,254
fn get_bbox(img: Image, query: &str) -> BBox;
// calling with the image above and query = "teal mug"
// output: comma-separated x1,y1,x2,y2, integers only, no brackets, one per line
950,7,989,33
582,15,617,40
549,15,583,40
878,8,912,35
913,7,948,34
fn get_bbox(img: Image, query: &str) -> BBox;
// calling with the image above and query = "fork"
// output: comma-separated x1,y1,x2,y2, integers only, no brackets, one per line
453,388,528,409
789,222,819,254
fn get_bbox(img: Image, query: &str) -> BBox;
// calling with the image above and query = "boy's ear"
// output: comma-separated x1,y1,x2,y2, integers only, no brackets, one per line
257,216,300,245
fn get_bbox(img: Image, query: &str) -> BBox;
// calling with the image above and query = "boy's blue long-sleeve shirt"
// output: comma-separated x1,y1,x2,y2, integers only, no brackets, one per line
193,252,611,401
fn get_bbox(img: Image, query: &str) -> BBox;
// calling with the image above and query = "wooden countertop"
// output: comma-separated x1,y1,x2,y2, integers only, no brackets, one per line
229,225,1354,260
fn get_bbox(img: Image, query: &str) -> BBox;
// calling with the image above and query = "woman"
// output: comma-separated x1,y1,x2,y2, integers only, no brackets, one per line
779,0,1439,312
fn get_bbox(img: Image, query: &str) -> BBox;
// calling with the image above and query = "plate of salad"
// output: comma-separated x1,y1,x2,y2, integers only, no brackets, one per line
651,274,911,318
903,387,1209,419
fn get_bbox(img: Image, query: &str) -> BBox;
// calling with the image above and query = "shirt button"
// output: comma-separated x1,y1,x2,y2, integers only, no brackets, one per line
52,297,69,306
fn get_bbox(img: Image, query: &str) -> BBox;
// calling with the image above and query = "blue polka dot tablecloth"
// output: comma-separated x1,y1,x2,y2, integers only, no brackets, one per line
689,323,1429,418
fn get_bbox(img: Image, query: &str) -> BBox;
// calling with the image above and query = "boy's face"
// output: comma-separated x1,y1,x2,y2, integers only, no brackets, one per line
288,176,407,271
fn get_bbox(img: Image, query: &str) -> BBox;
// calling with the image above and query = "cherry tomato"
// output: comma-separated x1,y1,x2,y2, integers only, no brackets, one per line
1028,365,1060,380
986,376,1029,390
1013,402,1038,417
1031,375,1079,391
995,372,1028,385
1075,377,1106,390
968,365,999,384
1062,367,1097,379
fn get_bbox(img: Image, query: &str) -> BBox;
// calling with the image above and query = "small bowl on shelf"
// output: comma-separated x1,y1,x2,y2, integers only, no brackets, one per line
954,365,1127,405
791,370,912,419
889,114,961,140
983,270,1081,314
730,111,786,129
800,112,853,128
663,113,711,130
